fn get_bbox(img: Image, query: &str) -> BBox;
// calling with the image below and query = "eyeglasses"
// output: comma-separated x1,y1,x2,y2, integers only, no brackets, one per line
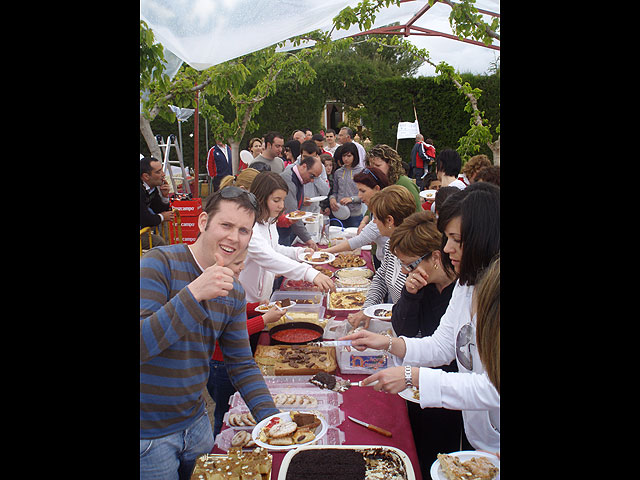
219,186,258,210
400,253,430,272
455,322,475,370
362,168,379,182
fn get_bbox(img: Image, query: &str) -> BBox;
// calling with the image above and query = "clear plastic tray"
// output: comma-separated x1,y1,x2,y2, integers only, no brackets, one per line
334,318,397,374
224,405,344,429
215,426,345,452
229,388,343,410
270,290,324,306
281,279,320,291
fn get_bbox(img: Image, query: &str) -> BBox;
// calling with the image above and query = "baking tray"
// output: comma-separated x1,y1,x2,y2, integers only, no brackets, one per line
326,288,368,313
277,445,415,480
191,451,272,480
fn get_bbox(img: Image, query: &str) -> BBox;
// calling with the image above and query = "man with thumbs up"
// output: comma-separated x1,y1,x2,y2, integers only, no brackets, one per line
140,187,279,480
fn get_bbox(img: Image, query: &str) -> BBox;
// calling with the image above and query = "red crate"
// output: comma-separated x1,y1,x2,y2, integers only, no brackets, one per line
170,198,202,217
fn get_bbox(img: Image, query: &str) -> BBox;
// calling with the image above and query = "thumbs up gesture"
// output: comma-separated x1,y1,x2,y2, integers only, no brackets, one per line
187,253,237,302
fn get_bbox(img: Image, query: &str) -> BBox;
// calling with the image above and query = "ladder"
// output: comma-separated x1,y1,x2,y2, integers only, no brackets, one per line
155,134,191,196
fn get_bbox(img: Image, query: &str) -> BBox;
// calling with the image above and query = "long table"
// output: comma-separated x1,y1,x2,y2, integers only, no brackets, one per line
212,247,423,480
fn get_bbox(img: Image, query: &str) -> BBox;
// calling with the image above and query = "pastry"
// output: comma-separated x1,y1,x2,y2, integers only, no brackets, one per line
437,453,498,480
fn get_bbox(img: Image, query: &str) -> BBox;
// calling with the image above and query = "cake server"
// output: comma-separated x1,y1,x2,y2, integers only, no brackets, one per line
309,340,352,347
348,416,392,437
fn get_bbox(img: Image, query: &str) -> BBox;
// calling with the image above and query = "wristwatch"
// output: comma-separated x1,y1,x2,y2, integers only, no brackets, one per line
404,365,414,388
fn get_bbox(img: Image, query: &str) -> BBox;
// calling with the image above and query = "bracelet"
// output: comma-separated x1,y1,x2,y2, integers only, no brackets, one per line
404,365,414,388
383,333,393,357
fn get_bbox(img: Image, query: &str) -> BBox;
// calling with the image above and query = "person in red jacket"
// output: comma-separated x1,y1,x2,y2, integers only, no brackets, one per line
205,248,288,438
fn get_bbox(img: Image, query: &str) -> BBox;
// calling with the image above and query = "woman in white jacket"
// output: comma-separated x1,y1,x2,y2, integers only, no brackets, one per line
340,182,500,453
239,171,335,303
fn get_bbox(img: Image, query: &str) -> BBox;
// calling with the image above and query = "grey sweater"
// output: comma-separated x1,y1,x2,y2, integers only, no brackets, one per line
331,165,363,217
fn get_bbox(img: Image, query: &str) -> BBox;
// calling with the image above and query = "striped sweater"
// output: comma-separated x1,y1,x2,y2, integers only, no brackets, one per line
140,244,278,439
362,239,407,311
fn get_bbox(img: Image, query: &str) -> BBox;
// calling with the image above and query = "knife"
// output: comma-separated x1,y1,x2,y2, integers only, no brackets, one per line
348,415,392,437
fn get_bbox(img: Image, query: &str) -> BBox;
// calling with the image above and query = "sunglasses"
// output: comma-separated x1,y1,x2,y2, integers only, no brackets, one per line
455,322,475,370
219,186,258,209
362,168,379,182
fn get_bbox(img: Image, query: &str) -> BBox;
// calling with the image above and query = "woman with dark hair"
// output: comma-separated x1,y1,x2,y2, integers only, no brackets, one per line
238,171,334,303
282,140,300,168
387,211,460,477
329,142,363,228
324,166,389,263
341,181,500,454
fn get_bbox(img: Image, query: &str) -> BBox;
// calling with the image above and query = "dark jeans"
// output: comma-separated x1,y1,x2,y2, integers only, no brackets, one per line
205,360,236,439
328,213,363,229
276,226,293,246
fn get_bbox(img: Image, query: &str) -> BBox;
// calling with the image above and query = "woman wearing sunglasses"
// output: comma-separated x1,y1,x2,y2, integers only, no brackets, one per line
324,166,389,263
340,182,500,454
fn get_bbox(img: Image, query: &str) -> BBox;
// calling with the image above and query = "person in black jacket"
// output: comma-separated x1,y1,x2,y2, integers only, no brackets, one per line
140,157,174,248
387,210,462,478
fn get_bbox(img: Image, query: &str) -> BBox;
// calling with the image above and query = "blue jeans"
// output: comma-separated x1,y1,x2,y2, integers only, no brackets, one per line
139,411,214,480
206,359,237,439
330,214,363,229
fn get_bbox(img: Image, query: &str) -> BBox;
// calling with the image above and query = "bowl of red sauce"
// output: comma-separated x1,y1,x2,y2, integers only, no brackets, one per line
269,322,324,345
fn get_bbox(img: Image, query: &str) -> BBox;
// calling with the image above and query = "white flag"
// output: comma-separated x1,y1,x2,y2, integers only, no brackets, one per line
396,120,420,139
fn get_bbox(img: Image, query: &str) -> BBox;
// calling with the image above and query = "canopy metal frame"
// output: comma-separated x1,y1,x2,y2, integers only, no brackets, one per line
352,0,500,51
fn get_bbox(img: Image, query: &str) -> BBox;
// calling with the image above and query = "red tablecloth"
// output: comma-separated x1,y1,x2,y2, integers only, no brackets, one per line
212,247,423,479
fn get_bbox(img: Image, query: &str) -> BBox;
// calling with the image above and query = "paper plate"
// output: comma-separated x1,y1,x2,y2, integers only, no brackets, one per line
285,210,312,220
430,450,500,480
252,411,328,451
398,386,420,404
363,303,394,320
419,189,437,200
298,250,336,265
255,301,297,313
307,196,328,203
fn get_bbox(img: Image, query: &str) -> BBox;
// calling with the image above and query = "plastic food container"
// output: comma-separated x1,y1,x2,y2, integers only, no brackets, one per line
270,291,324,306
214,426,345,453
335,319,397,374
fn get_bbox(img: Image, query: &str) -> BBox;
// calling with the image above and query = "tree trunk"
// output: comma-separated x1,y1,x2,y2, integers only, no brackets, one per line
229,141,240,174
140,113,162,160
488,135,500,165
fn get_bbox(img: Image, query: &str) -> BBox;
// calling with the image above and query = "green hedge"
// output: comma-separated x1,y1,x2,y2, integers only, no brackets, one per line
361,73,499,162
140,72,499,168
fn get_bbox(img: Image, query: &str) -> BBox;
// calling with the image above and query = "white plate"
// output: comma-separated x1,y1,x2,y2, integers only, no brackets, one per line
251,411,328,451
307,196,327,203
255,301,297,313
420,189,437,200
278,445,416,480
430,450,500,480
363,303,394,320
285,210,313,220
398,386,420,404
298,250,336,265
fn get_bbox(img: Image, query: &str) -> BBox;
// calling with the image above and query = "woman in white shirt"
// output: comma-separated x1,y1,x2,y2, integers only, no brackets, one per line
238,171,335,303
340,182,500,453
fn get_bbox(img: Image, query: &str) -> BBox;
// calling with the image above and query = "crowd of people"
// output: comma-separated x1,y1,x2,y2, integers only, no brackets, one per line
140,127,500,480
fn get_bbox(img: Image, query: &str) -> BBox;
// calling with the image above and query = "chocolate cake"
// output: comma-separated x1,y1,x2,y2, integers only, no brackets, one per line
285,449,365,480
309,371,336,390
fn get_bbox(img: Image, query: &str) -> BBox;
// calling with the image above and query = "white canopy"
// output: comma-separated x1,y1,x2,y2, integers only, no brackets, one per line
140,0,499,76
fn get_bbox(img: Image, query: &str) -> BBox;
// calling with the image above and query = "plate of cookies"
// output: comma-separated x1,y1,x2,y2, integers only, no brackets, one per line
252,411,328,451
298,250,336,265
